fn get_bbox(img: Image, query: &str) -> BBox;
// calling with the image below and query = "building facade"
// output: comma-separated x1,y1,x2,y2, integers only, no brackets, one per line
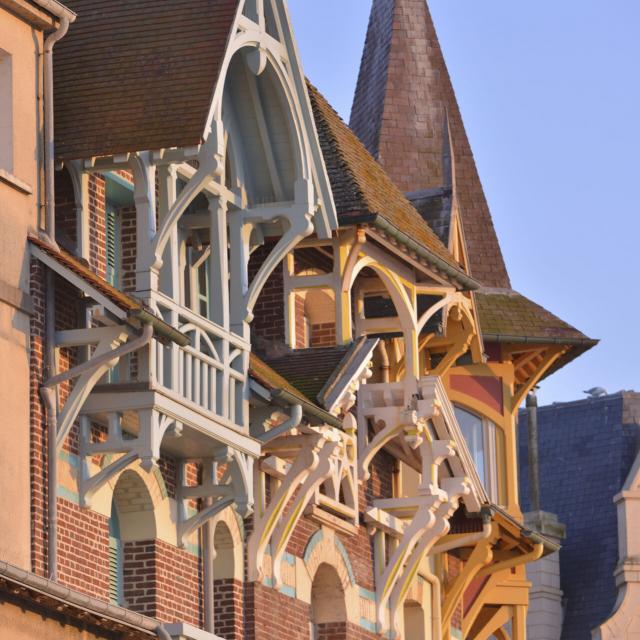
518,392,640,639
0,0,596,638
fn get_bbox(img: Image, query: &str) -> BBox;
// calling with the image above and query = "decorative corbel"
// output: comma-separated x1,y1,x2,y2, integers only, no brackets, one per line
176,447,254,548
247,425,346,585
78,411,181,508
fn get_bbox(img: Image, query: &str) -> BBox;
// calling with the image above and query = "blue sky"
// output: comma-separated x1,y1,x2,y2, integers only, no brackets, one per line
287,0,640,406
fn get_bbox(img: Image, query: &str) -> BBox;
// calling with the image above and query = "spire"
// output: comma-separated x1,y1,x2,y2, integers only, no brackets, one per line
350,0,511,288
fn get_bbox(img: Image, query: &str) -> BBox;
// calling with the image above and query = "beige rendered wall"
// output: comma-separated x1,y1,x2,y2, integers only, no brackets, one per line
0,597,116,640
0,7,44,570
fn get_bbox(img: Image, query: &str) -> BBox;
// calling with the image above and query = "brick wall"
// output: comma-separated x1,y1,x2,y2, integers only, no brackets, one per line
122,539,203,626
311,322,336,348
57,499,110,600
88,174,107,279
214,578,243,639
250,242,286,346
120,205,137,292
155,538,203,627
29,259,47,576
123,540,156,615
245,582,310,640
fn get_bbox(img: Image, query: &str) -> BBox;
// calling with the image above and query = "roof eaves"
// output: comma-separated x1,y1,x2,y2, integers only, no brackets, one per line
248,353,342,428
29,237,189,347
481,333,599,348
342,212,479,291
318,336,379,411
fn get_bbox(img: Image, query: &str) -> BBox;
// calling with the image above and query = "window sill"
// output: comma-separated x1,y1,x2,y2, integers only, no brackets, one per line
0,169,33,195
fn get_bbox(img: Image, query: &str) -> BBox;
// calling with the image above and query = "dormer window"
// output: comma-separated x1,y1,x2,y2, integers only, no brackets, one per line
454,405,507,505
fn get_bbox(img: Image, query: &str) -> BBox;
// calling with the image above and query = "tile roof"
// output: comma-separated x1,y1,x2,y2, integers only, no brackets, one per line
29,236,188,345
350,0,511,289
307,82,465,276
476,288,598,377
248,352,311,407
53,0,239,160
475,289,594,345
255,344,352,405
29,236,143,312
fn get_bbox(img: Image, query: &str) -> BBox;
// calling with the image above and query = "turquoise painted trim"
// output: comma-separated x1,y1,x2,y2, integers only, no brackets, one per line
279,584,296,599
303,530,324,562
185,542,201,557
359,618,378,633
57,485,79,504
359,586,376,602
59,449,78,468
105,171,134,191
261,576,296,599
282,551,296,566
334,537,356,585
451,629,463,640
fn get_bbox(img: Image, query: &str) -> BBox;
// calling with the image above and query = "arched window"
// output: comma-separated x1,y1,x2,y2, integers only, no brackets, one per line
212,521,242,638
403,600,426,639
310,563,347,640
454,405,507,505
109,470,157,614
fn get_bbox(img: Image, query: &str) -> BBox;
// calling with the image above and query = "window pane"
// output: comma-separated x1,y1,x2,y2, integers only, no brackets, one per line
454,406,485,485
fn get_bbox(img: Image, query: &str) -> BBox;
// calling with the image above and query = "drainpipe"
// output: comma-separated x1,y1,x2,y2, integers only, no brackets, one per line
35,0,76,242
527,389,541,513
377,340,390,383
422,566,442,640
258,403,303,442
431,517,492,556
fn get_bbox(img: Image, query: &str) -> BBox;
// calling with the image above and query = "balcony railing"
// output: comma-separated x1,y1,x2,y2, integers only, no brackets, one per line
149,292,248,429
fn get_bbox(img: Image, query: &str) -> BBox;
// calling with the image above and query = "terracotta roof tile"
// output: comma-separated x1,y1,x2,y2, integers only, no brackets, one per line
29,236,143,313
54,0,239,159
308,82,462,273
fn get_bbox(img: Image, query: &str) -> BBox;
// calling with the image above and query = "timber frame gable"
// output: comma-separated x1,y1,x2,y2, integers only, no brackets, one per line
44,0,340,543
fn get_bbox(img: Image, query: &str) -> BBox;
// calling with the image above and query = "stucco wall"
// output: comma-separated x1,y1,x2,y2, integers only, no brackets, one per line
0,596,115,640
0,6,44,571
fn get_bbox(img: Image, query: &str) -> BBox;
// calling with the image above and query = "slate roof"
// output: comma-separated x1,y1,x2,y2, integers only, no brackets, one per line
308,82,474,285
53,0,239,160
518,394,640,639
256,344,352,405
248,352,312,408
350,0,510,288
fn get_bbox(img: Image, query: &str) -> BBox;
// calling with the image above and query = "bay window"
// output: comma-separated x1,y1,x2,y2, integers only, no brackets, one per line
453,405,506,505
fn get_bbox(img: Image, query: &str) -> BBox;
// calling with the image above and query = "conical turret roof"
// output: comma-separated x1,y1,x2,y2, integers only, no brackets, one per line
350,0,510,288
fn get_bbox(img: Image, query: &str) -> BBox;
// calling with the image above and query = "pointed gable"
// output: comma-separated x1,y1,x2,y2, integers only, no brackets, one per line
54,0,240,160
350,0,511,288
